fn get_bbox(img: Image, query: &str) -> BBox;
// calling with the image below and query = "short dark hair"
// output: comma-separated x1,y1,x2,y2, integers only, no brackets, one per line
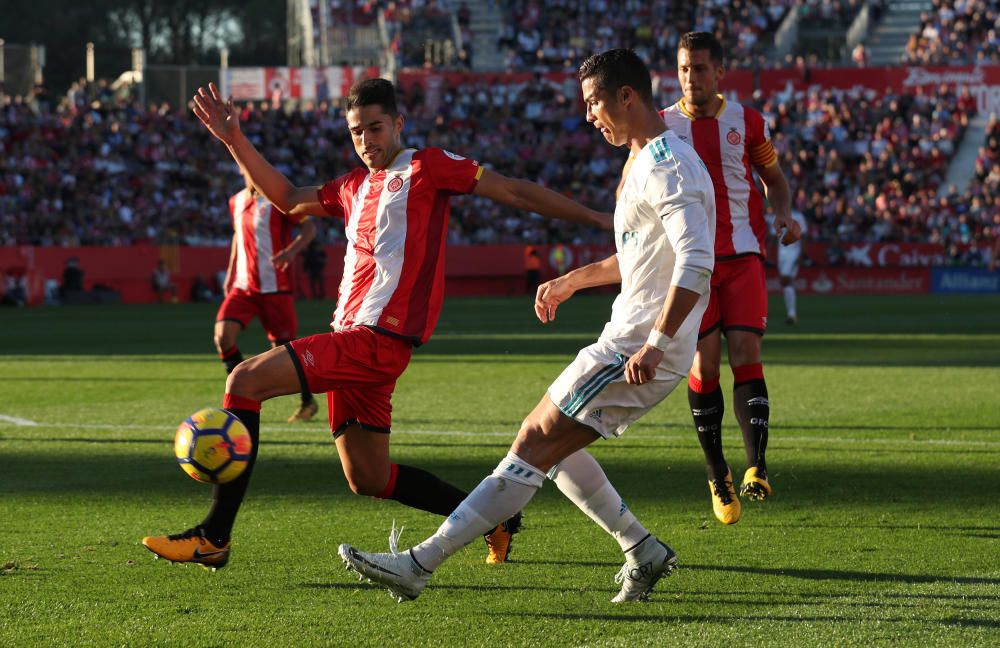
678,32,725,66
346,78,399,116
577,49,653,105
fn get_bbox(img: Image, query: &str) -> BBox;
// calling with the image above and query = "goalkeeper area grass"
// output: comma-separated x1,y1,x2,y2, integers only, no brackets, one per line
1,294,998,646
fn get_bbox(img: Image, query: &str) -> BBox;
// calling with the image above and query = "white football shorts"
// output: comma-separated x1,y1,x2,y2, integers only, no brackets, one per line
778,248,801,278
547,341,684,439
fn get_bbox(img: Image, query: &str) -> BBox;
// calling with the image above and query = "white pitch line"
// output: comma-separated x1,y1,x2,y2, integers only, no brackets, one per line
0,414,39,426
0,416,998,448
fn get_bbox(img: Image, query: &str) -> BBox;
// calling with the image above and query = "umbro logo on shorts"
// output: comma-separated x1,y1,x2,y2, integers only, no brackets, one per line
303,350,316,367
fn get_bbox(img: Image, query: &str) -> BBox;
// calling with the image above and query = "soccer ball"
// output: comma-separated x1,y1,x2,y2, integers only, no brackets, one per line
174,408,253,484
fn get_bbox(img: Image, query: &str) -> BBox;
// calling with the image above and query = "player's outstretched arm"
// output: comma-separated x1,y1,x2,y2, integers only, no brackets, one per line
535,254,620,323
473,169,612,229
192,83,325,217
757,162,799,246
272,218,317,271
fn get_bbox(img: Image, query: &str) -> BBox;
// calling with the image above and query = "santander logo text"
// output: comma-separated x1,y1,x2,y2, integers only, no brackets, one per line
902,67,985,87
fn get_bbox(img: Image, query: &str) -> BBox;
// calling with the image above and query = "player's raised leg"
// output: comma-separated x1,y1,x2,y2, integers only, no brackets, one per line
689,329,740,524
333,419,468,515
727,330,772,500
340,397,596,601
142,345,302,568
341,393,676,602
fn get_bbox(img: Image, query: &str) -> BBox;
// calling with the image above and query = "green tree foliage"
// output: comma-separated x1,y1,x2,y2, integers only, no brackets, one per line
2,0,285,92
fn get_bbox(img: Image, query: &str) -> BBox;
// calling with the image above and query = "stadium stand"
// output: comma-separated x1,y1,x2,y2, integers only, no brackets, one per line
1,71,998,253
761,83,994,245
903,0,1000,65
496,0,794,72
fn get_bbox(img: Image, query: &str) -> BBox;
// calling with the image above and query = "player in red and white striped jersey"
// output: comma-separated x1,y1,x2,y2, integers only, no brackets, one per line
665,32,801,524
215,170,318,423
141,78,610,569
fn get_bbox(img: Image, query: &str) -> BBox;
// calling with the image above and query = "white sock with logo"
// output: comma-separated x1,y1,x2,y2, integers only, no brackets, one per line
783,285,797,318
549,449,649,552
410,451,544,572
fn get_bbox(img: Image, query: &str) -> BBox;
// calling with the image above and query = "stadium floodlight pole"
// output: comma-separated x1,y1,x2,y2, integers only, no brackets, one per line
132,48,145,109
220,47,229,69
318,0,329,66
86,42,94,83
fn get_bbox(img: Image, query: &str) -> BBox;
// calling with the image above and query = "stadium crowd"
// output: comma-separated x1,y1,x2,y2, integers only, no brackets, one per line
498,0,795,72
762,83,996,249
1,72,998,256
903,0,1000,65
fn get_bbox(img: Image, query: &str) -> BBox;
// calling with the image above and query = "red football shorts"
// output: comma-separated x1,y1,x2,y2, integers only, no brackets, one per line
217,289,298,342
699,255,768,337
286,326,413,436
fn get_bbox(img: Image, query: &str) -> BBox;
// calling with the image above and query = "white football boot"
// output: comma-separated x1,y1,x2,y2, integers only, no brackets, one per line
338,543,432,602
611,535,678,603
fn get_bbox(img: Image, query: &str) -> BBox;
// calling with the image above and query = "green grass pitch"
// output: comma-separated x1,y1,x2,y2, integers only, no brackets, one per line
1,294,998,646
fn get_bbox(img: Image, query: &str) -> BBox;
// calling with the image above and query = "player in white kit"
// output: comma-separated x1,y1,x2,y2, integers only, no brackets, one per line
338,49,716,603
772,209,807,324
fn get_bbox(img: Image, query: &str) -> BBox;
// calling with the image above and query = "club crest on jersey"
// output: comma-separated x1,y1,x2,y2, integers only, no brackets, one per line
727,128,742,145
387,176,404,192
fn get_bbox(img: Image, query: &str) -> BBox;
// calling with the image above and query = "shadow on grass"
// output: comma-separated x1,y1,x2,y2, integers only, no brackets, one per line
942,618,1000,628
515,611,866,623
3,298,999,368
4,448,999,520
517,560,1000,588
517,611,1000,629
682,563,1000,586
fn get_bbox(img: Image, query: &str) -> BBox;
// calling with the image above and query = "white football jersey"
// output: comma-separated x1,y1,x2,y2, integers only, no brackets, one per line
598,130,716,377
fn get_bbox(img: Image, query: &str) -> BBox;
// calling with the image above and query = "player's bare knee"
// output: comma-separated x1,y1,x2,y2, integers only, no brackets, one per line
691,356,721,383
226,361,261,400
728,337,762,367
213,332,232,354
343,468,386,496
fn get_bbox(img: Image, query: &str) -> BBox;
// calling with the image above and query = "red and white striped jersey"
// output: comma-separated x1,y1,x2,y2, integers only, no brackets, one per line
229,189,306,294
660,98,778,259
317,147,483,345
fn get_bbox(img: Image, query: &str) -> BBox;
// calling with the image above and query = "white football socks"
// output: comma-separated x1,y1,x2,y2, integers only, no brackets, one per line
549,449,650,552
783,285,797,318
410,451,544,572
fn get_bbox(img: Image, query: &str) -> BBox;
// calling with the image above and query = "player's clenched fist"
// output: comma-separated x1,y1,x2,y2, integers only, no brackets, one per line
192,82,241,145
625,345,662,385
774,213,802,246
534,277,575,323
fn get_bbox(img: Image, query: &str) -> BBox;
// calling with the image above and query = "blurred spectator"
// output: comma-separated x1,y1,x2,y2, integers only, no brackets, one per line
302,239,328,299
60,257,85,301
190,274,217,303
524,245,542,293
1,267,28,307
851,42,869,67
152,260,178,303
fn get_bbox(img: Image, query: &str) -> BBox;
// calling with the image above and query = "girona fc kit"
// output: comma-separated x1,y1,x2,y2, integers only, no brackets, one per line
661,98,778,336
217,188,309,341
287,148,483,435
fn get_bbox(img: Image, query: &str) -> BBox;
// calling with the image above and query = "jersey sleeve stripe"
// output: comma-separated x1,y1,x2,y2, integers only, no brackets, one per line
750,142,778,167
